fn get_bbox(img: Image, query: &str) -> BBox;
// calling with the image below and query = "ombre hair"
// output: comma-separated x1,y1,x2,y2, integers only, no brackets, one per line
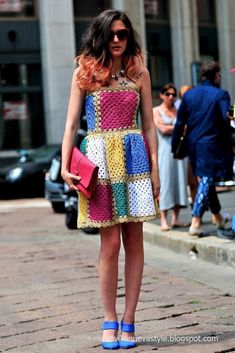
76,9,144,91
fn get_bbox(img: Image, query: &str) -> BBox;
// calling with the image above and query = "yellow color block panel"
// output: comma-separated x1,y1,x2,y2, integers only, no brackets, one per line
106,136,126,179
78,192,88,224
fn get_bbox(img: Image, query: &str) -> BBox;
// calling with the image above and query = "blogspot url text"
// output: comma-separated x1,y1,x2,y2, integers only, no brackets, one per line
89,334,219,344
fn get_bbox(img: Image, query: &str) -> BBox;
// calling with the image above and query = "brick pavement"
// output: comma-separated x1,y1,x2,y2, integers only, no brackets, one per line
0,200,235,353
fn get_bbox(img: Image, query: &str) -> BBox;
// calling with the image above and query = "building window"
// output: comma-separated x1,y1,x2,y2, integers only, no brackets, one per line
197,0,218,62
73,0,110,18
0,63,45,149
144,0,171,102
197,0,216,24
144,0,169,21
0,0,37,18
73,0,110,53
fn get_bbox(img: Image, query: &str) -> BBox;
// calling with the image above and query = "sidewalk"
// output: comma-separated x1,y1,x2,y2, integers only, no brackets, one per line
0,202,235,353
143,222,235,269
143,188,235,269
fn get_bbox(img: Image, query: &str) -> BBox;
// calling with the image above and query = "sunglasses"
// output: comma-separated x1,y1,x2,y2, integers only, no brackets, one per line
165,92,177,97
108,29,129,42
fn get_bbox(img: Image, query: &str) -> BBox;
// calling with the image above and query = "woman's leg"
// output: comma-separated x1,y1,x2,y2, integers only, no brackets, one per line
207,181,224,225
99,224,121,341
171,205,180,225
188,161,198,205
191,176,222,228
171,205,190,227
191,176,209,228
121,222,144,339
160,210,169,230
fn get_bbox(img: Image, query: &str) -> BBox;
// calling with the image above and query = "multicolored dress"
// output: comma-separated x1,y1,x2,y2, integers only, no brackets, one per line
78,86,159,228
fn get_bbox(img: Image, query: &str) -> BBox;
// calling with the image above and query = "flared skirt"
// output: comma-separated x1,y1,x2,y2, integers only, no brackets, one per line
77,129,160,228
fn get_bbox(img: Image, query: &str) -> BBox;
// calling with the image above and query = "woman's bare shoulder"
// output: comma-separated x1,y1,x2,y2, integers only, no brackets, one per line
72,66,80,79
135,66,149,80
135,67,151,89
71,67,86,95
153,106,161,114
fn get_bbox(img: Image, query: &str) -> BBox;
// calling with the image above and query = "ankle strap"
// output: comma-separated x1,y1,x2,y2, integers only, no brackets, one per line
102,321,119,330
121,320,135,332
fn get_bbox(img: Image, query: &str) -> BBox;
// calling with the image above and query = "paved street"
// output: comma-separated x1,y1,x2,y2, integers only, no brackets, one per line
0,198,235,353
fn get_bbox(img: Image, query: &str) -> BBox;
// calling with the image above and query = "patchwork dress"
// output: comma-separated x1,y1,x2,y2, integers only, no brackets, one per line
78,86,159,228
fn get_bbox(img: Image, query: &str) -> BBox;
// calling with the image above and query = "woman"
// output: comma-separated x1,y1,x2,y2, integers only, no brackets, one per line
61,9,160,350
153,83,188,231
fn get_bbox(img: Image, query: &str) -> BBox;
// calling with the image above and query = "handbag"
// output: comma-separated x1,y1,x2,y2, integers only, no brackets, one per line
69,146,99,199
172,127,188,159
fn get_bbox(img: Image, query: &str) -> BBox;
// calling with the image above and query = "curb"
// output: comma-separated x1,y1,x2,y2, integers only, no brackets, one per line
143,222,235,269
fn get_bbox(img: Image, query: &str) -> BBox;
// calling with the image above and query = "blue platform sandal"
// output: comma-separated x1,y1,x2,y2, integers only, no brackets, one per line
119,320,137,349
102,321,119,350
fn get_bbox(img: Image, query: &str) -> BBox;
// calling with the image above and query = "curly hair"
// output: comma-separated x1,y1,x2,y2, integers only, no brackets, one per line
76,9,144,91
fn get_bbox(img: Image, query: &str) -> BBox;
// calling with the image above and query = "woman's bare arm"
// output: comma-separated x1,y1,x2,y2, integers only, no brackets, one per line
138,68,160,199
153,107,174,135
61,68,85,190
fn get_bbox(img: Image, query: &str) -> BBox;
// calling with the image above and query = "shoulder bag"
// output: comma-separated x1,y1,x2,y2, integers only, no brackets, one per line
172,127,188,159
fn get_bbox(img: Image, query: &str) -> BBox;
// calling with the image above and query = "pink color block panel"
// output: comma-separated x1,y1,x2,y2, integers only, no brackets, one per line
89,184,113,221
100,91,137,130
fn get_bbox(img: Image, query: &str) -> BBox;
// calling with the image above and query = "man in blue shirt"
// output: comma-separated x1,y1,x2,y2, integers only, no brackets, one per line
172,61,233,236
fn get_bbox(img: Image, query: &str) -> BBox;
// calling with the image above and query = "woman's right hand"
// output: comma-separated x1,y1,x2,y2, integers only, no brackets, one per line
61,170,81,191
151,168,160,200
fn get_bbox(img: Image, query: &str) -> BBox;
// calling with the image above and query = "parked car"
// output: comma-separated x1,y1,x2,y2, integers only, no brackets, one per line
64,183,99,234
64,184,78,229
45,153,66,213
0,145,60,199
0,150,23,168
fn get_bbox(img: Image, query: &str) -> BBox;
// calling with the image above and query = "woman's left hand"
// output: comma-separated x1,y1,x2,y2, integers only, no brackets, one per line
151,168,160,199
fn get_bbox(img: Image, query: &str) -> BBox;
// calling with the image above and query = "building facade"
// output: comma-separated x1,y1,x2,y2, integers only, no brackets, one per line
0,0,235,149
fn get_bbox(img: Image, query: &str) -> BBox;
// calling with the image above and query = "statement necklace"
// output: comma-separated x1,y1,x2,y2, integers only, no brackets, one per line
111,69,128,87
111,69,126,81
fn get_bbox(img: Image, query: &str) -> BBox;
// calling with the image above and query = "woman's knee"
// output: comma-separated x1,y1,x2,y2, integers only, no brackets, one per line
122,223,143,251
100,225,121,258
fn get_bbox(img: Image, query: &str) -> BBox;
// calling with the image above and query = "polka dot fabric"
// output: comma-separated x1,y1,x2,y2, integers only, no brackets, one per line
77,87,160,228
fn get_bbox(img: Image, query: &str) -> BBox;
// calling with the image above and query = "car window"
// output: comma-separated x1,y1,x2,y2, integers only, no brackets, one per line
29,146,59,162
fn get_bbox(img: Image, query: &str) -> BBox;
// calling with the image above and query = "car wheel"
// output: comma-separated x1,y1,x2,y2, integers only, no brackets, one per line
83,227,99,234
52,202,65,213
65,209,77,229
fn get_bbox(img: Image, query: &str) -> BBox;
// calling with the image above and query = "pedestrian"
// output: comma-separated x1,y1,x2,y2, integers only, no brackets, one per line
217,75,235,240
174,84,192,110
153,83,188,231
61,9,160,350
175,85,198,206
172,61,234,236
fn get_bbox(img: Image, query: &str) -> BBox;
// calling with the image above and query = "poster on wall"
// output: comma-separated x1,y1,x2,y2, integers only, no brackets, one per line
144,0,159,16
3,100,28,120
0,0,22,12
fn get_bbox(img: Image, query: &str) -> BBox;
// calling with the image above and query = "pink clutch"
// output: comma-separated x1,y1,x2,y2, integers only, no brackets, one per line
69,147,98,199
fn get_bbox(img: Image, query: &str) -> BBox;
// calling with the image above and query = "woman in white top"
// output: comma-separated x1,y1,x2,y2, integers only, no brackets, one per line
153,83,188,231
